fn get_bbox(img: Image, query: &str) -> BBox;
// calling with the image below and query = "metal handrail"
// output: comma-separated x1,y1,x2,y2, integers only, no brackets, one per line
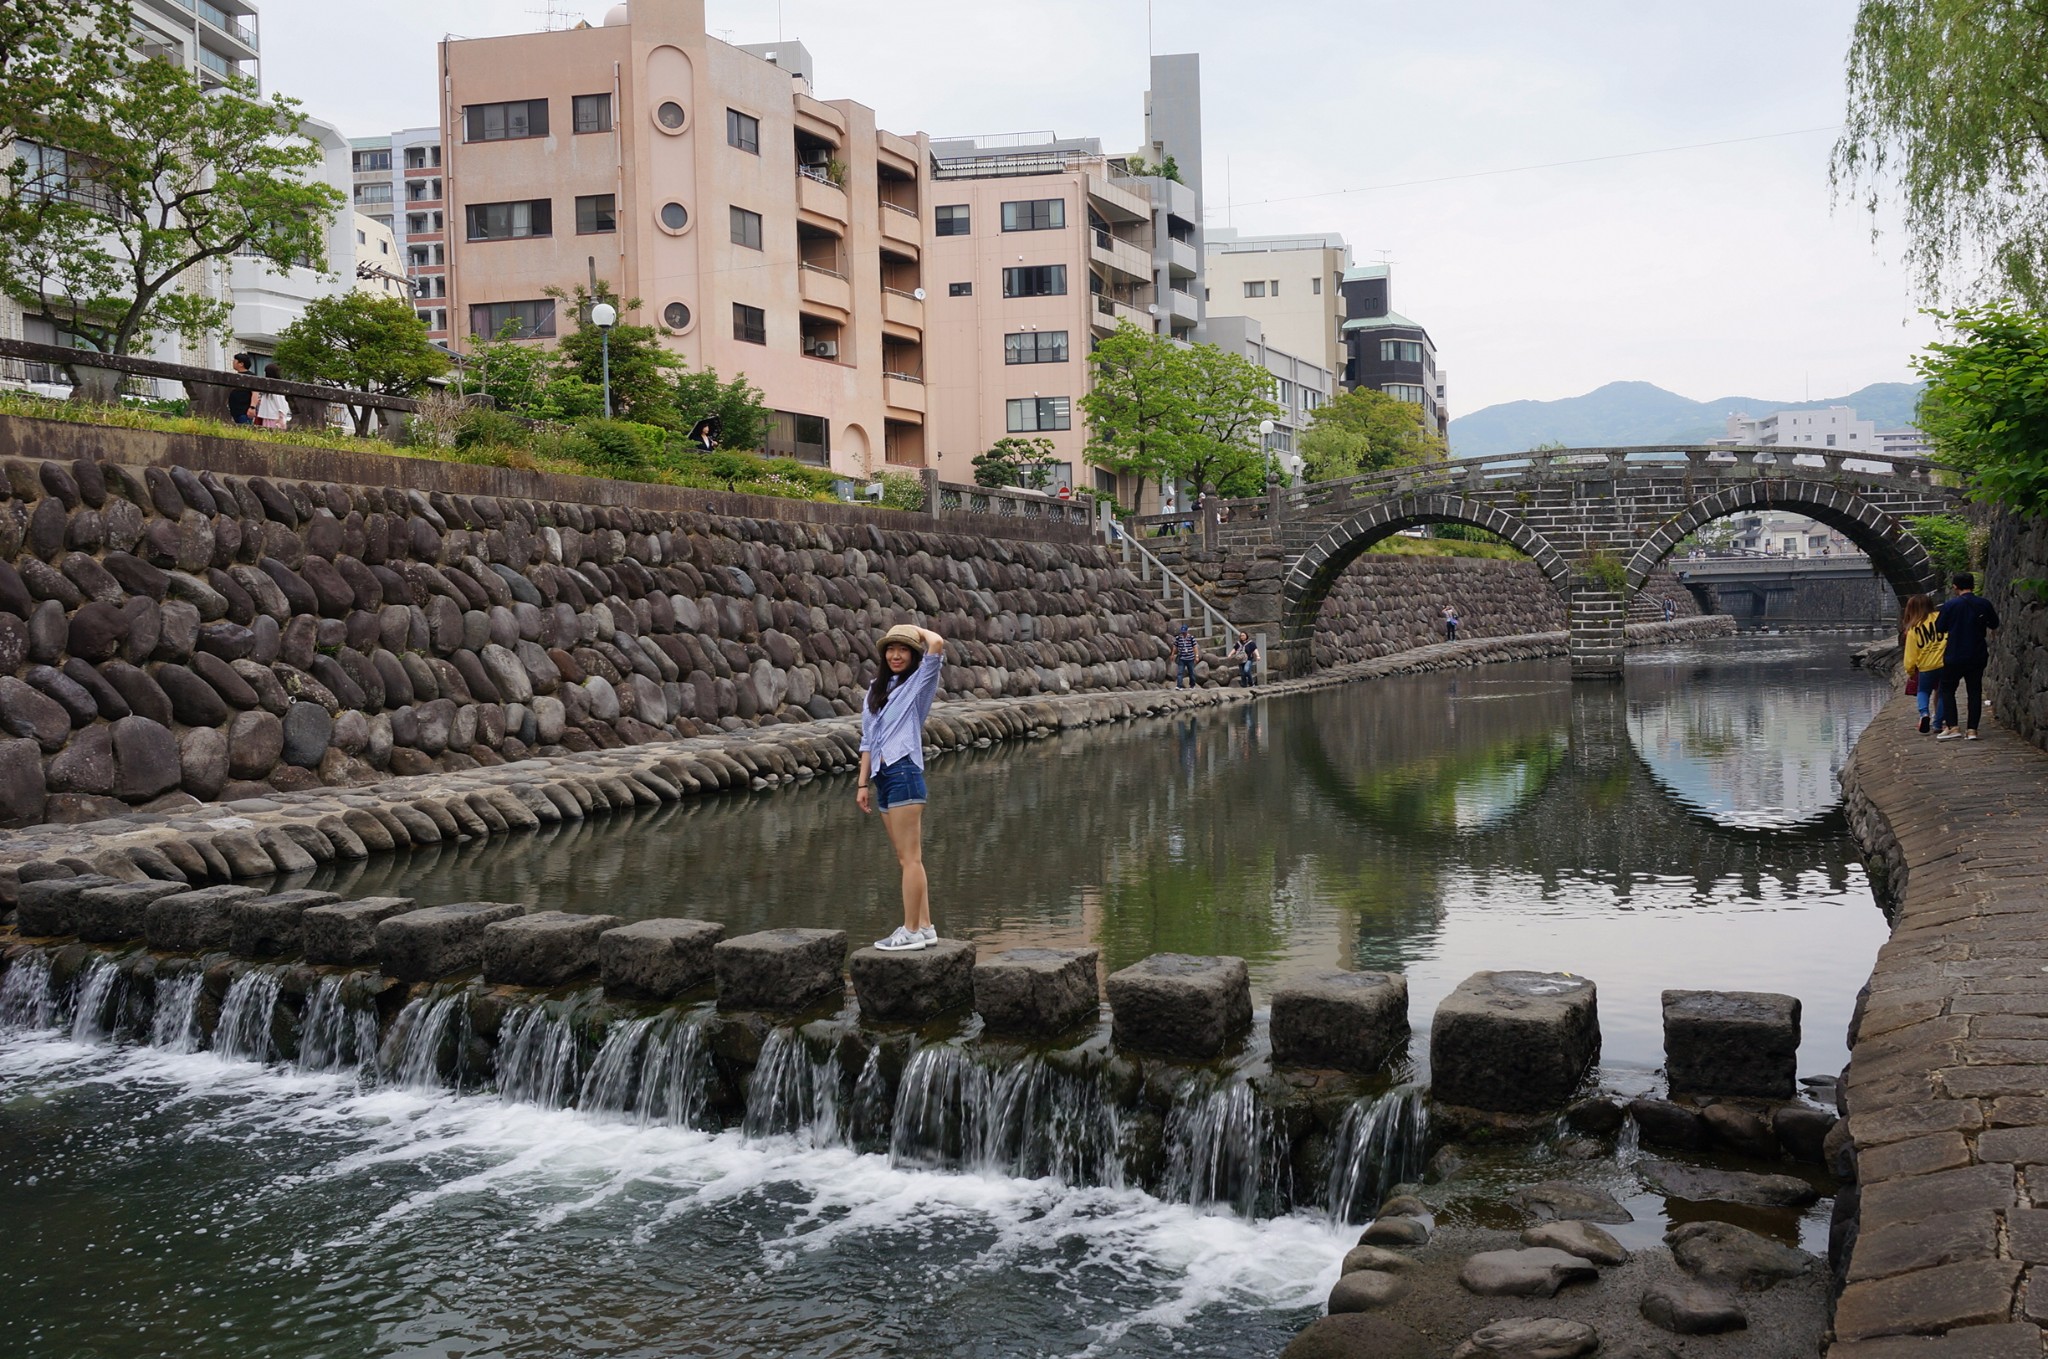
1103,516,1233,644
880,199,918,216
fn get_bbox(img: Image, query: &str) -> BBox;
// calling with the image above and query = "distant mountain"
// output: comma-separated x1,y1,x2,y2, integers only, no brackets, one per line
1447,380,1927,457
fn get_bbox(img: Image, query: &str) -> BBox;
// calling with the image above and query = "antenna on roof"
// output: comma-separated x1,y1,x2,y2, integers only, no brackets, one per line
527,0,575,31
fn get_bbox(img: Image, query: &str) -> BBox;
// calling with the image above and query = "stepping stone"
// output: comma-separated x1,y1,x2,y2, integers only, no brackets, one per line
483,910,621,987
850,939,975,1023
1269,969,1408,1073
228,889,342,957
14,874,120,936
1451,1317,1601,1359
1376,1194,1428,1219
1522,1220,1629,1265
1340,1245,1412,1275
1327,1268,1409,1313
1458,1247,1599,1298
1640,1280,1747,1334
374,901,526,981
1639,1159,1818,1208
1360,1215,1430,1247
1279,1315,1430,1359
1662,989,1799,1099
1510,1179,1633,1224
600,918,723,999
1627,1097,1710,1150
74,880,187,942
712,927,847,1012
144,885,264,952
1431,971,1599,1113
972,947,1099,1036
1700,1102,1778,1157
301,897,416,966
1105,953,1251,1059
1666,1221,1814,1289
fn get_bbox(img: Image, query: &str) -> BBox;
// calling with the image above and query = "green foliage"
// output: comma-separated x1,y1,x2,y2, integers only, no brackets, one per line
1580,550,1630,594
1082,323,1282,508
1914,304,2048,516
1123,154,1183,184
674,367,772,453
275,293,450,435
546,283,681,425
0,0,129,145
452,407,525,452
1836,1,2048,306
874,471,927,511
973,436,1060,489
1909,512,1978,574
1300,387,1449,480
0,54,344,362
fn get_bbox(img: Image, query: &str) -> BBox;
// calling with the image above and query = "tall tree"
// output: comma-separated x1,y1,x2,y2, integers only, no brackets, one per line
1835,0,2048,306
674,366,772,453
274,293,451,435
0,56,343,369
0,0,130,143
1914,304,2048,517
1082,322,1281,507
1299,387,1449,481
544,282,681,426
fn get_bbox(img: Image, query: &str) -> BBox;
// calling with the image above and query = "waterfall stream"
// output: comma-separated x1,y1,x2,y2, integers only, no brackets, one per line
0,951,58,1030
742,1027,847,1146
888,1045,1122,1186
296,976,382,1074
213,970,284,1064
66,958,124,1044
1324,1087,1429,1223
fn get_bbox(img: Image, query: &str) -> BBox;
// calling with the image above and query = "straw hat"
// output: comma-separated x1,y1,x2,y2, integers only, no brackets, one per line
879,624,927,656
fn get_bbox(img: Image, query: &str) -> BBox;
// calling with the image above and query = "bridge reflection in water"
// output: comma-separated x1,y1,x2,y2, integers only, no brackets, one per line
315,636,1889,1074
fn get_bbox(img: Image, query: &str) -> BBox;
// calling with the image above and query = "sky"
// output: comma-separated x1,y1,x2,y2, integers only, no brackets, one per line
264,0,1938,416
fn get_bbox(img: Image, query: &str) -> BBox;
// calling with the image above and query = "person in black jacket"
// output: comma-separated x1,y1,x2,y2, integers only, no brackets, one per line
1933,571,2000,741
226,354,255,425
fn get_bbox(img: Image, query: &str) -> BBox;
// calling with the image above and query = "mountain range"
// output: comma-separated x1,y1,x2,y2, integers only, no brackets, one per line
1446,380,1927,457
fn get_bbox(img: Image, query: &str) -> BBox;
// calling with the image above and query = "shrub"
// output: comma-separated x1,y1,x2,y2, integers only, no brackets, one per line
453,406,525,452
1580,550,1630,593
875,471,926,512
571,418,665,469
1909,512,1977,575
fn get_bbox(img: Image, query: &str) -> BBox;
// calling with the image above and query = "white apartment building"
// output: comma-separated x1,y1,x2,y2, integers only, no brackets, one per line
1204,229,1350,378
1722,405,1879,453
131,0,261,89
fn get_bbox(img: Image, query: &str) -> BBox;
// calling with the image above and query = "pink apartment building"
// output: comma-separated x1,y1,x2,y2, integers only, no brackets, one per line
439,0,930,475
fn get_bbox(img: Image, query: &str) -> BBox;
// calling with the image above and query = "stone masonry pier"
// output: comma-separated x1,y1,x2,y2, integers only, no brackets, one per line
1832,697,2048,1355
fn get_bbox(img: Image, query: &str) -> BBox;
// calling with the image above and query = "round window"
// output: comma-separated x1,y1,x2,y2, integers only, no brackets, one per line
656,101,686,130
659,202,689,231
663,302,692,330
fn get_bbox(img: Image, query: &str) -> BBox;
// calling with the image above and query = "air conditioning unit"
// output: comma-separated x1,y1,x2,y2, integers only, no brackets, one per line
802,149,831,167
813,340,838,359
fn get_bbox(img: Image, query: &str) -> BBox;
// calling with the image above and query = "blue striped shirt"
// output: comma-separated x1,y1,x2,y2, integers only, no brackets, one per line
860,652,943,770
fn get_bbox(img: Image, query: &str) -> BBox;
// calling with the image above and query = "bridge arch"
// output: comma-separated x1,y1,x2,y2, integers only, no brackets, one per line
1623,479,1939,602
1278,492,1570,662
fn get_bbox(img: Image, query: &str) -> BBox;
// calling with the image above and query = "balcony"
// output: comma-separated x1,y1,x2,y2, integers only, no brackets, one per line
1090,228,1152,282
1084,172,1152,223
794,92,847,142
798,262,852,318
882,287,923,334
885,373,927,417
1092,293,1152,332
797,169,848,229
877,129,920,178
880,200,920,252
1166,287,1200,325
1167,234,1198,275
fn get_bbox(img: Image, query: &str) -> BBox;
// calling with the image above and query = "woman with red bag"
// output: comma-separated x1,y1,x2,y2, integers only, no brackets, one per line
1901,593,1947,735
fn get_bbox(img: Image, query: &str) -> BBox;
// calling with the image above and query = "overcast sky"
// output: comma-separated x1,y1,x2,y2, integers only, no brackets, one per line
266,0,1934,415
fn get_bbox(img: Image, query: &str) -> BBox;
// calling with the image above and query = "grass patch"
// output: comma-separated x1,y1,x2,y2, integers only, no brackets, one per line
1366,535,1529,561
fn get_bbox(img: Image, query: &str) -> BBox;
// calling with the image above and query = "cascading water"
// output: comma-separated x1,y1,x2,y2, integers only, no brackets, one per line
0,952,59,1030
578,1013,716,1129
888,1046,1122,1186
149,972,204,1053
496,1004,586,1110
1162,1078,1290,1218
381,990,468,1090
742,1027,846,1146
214,970,283,1063
296,976,382,1075
67,958,125,1044
1324,1087,1429,1224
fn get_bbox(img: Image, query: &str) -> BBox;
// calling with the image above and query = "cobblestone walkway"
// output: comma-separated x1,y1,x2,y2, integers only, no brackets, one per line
1834,698,2048,1356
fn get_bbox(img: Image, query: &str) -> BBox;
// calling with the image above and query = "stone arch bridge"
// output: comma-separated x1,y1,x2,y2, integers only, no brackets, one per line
1195,447,1962,677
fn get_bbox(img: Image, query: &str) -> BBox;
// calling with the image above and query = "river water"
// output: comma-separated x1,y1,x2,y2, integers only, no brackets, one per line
0,634,1890,1358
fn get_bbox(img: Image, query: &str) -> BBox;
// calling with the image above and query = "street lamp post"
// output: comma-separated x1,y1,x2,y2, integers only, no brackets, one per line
590,302,618,419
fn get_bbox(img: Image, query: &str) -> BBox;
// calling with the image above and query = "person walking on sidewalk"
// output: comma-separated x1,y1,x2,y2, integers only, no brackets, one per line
1173,624,1198,688
1902,593,1947,734
1934,572,1999,742
858,624,946,950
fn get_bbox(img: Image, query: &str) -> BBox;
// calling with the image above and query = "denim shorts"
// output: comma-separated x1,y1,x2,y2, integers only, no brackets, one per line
872,757,927,813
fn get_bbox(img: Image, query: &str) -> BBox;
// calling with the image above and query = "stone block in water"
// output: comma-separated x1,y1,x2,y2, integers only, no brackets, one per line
1662,989,1800,1099
850,939,975,1023
301,897,416,966
1270,970,1409,1073
14,874,120,936
73,880,188,943
229,890,343,958
1105,953,1252,1060
1430,971,1599,1114
483,910,622,988
973,947,1100,1036
599,918,723,999
374,901,526,982
712,927,847,1012
145,885,264,952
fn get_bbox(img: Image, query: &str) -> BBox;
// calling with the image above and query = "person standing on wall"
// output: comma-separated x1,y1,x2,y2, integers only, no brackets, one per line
858,624,946,951
1934,572,1999,742
226,354,256,425
1173,624,1198,688
1901,593,1947,735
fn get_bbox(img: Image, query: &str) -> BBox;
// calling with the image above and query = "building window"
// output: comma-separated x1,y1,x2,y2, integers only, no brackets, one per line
573,94,613,135
1243,280,1266,298
733,303,767,345
1380,339,1426,364
726,109,760,154
935,204,970,236
1384,382,1427,405
1311,276,1321,295
404,145,440,170
355,183,393,205
1269,280,1280,296
469,299,555,339
1006,396,1071,432
1826,433,1837,447
356,229,366,245
1004,330,1069,364
465,199,552,241
730,206,763,250
1001,198,1065,232
575,194,617,235
948,282,972,297
1002,265,1066,297
353,148,391,172
463,98,549,142
765,411,830,463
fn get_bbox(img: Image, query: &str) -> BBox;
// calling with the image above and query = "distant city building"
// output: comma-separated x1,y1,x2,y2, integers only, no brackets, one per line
351,129,449,342
1724,509,1859,559
1203,315,1332,482
1339,263,1446,433
1721,405,1878,452
1877,426,1933,458
1204,229,1350,378
1709,404,1932,559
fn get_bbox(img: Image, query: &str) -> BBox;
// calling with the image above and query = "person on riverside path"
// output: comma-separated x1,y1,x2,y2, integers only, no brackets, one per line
1173,624,1198,688
1901,593,1948,735
1934,572,2000,742
1442,604,1460,641
1228,630,1259,688
857,623,946,951
226,354,256,425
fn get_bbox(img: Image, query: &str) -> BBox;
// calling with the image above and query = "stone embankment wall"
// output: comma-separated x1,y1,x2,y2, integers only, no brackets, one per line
0,446,1176,828
1988,509,2048,753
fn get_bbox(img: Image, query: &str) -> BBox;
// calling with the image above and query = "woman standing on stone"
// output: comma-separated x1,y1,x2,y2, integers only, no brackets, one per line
857,623,946,951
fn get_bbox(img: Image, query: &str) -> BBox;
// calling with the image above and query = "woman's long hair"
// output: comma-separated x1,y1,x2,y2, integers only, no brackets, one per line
1901,593,1933,637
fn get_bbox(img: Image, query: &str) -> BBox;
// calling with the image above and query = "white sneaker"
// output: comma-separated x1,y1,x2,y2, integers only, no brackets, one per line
918,926,938,945
1936,730,1964,741
875,926,927,951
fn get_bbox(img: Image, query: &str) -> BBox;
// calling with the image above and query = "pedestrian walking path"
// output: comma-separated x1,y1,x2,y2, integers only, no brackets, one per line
1833,697,2048,1356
